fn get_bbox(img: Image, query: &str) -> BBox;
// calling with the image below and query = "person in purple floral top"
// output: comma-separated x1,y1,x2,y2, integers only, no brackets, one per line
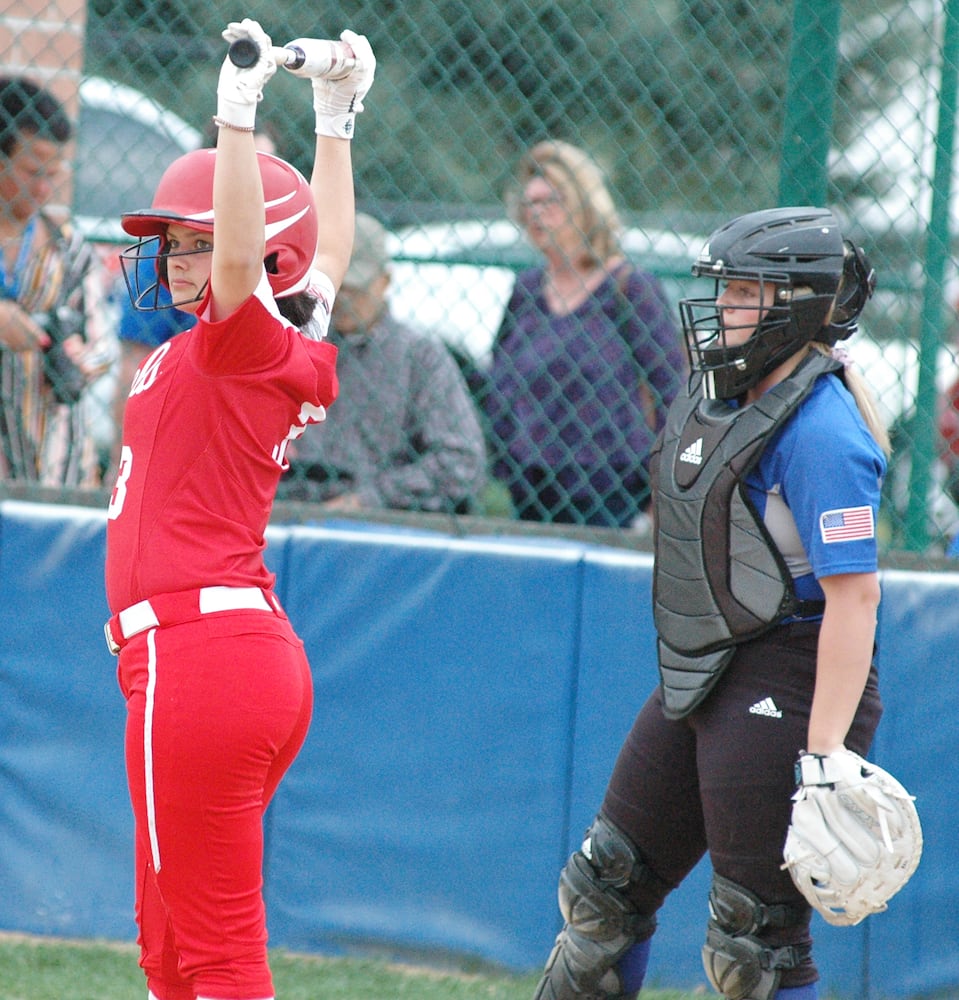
483,140,686,528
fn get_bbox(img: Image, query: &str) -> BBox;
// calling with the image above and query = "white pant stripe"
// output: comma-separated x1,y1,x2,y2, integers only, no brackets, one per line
144,627,161,873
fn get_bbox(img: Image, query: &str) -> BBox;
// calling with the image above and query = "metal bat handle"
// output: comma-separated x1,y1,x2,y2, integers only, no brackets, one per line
228,38,355,80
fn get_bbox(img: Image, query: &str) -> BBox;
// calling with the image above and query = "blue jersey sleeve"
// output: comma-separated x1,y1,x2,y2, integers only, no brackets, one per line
752,374,886,584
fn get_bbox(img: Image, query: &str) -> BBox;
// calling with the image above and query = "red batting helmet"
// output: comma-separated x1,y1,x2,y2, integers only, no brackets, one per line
121,147,318,299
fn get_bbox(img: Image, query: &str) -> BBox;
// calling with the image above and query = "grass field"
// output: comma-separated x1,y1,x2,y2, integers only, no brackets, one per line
0,933,707,1000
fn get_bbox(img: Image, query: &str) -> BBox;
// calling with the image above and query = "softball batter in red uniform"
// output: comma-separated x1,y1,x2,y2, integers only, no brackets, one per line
104,20,375,1000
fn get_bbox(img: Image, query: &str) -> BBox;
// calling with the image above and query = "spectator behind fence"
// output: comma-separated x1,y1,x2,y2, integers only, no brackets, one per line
939,370,959,503
0,76,113,484
110,126,279,466
281,212,487,514
937,371,959,557
482,139,686,529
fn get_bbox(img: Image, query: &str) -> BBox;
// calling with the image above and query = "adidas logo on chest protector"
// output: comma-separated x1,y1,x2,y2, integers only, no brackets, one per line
672,410,730,489
679,437,703,465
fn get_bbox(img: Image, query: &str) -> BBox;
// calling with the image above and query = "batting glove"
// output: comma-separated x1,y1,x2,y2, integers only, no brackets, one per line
303,29,375,139
217,19,277,130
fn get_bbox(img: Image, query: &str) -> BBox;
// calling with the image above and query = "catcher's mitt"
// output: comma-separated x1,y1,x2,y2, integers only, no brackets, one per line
782,748,922,927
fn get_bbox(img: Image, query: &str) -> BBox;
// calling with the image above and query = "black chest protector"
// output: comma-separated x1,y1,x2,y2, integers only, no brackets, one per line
650,351,841,719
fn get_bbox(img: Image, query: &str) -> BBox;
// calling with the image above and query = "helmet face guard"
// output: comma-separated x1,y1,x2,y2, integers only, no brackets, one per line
119,236,212,312
679,207,852,399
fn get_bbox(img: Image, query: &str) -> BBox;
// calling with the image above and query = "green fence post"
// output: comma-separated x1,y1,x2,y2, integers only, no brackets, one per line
905,0,959,552
778,0,841,207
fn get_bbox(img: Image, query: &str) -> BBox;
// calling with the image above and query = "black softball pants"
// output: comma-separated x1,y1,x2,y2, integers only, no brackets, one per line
599,622,883,988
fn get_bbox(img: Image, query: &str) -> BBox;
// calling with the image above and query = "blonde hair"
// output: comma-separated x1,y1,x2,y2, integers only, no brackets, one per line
508,140,622,267
811,343,891,457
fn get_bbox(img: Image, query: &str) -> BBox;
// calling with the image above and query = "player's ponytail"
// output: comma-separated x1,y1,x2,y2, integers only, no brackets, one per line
812,342,891,457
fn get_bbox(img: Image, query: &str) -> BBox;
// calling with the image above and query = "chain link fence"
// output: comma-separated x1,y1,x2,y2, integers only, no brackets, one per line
3,0,959,563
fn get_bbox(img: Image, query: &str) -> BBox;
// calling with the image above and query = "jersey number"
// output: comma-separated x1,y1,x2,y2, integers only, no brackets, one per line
110,344,168,519
107,445,133,520
272,401,326,469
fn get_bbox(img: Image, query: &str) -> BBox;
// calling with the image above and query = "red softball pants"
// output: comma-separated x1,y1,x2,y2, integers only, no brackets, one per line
117,608,313,1000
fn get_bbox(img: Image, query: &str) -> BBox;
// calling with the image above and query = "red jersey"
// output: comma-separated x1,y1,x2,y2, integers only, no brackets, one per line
105,279,337,611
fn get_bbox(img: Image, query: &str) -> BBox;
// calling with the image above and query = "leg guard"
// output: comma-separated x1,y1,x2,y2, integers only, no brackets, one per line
701,874,810,1000
533,815,657,1000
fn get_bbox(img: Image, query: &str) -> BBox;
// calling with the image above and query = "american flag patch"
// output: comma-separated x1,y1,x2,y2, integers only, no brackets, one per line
819,505,875,544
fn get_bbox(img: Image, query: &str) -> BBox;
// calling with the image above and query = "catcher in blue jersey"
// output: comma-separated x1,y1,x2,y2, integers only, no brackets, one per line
532,208,921,1000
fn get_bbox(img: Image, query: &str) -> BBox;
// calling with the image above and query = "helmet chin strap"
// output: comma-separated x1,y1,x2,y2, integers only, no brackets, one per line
702,370,718,399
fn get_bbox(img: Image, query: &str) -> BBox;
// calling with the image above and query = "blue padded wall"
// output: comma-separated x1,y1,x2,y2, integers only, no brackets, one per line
0,501,133,941
266,526,584,967
0,501,954,999
863,569,959,998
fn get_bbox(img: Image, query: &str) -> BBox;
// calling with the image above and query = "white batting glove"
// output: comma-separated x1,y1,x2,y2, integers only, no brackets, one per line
217,19,277,130
307,29,375,139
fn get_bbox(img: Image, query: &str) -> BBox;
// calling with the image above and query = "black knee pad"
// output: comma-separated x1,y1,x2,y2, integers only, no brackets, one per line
701,874,810,1000
533,815,657,1000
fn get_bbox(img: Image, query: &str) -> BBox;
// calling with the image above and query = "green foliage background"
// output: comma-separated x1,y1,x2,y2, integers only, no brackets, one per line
78,0,959,557
84,0,925,220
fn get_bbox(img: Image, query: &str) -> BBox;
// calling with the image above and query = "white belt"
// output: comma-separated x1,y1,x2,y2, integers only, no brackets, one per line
118,586,272,639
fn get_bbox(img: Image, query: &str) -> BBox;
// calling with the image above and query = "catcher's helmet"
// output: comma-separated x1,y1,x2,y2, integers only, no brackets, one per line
679,207,873,399
120,147,318,310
